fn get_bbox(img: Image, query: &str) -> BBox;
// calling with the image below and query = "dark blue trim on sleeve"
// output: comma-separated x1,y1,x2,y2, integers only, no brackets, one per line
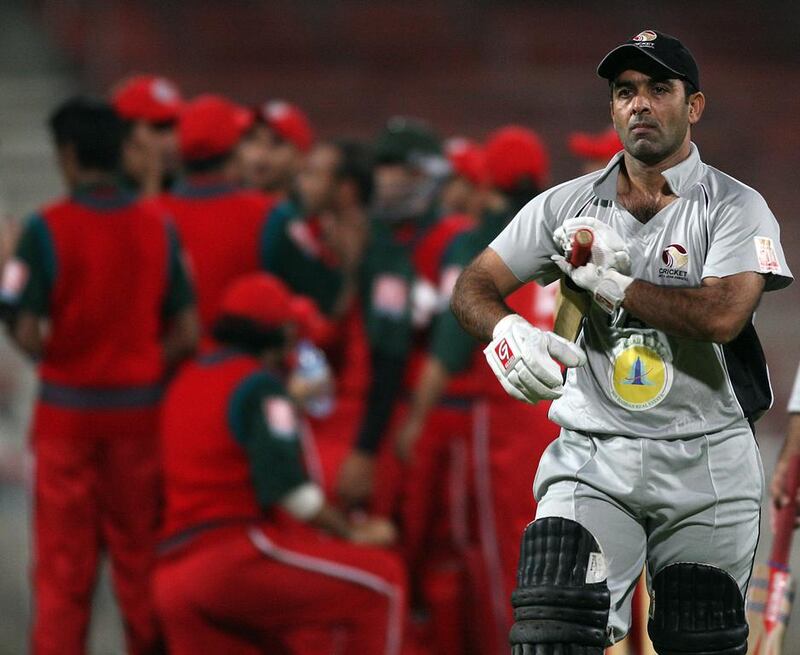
259,200,296,270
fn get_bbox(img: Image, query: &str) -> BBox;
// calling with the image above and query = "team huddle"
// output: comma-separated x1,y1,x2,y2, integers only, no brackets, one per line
0,29,795,655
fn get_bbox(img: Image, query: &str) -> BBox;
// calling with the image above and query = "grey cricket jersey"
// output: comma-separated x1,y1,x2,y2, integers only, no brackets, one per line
490,144,792,438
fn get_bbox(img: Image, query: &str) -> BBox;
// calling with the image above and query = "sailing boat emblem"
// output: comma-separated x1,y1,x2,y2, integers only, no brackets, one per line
609,334,672,410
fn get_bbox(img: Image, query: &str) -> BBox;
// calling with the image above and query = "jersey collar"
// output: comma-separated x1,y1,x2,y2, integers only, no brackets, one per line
72,183,136,210
592,142,705,201
173,174,238,199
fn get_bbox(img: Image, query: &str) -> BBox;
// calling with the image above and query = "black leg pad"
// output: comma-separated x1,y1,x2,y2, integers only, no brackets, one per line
509,517,611,655
648,563,748,655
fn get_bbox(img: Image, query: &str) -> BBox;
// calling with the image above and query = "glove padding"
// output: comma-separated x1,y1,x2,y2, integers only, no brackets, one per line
484,315,586,404
553,217,631,274
552,255,634,314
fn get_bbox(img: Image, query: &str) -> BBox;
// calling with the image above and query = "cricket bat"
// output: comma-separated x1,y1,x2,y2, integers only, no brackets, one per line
746,453,800,654
553,228,593,341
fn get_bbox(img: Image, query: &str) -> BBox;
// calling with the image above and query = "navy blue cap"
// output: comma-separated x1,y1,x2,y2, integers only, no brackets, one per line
597,30,700,91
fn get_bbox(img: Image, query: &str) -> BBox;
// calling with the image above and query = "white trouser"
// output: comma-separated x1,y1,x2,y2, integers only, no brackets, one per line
533,420,763,643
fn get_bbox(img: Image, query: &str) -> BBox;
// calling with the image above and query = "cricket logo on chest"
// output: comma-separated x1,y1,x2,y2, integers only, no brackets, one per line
659,243,690,281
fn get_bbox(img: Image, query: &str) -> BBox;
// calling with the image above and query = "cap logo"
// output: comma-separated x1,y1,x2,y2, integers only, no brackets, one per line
632,30,658,42
445,137,469,157
151,78,179,104
266,101,291,121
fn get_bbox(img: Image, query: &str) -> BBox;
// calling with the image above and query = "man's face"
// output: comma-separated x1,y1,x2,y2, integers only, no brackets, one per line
237,123,272,189
262,128,303,193
372,163,440,222
122,121,179,182
610,70,699,166
373,164,417,208
298,144,339,215
439,176,479,217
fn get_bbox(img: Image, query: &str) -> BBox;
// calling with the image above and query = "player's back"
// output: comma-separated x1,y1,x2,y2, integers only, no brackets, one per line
160,181,275,331
38,187,173,387
160,351,268,538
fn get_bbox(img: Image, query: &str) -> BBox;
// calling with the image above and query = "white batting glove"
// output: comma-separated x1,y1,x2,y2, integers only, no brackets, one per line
552,255,633,314
553,217,631,274
484,314,586,404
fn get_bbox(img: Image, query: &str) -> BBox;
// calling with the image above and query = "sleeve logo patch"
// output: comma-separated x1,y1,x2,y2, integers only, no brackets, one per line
438,265,463,300
372,274,408,317
263,397,298,439
0,258,29,301
494,338,516,371
287,220,321,258
754,236,780,273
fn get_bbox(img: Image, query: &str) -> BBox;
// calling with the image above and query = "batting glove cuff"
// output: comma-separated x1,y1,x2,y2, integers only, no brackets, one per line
594,269,634,314
492,313,525,340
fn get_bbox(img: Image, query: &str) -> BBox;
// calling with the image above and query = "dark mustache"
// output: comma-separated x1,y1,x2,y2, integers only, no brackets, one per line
629,120,658,129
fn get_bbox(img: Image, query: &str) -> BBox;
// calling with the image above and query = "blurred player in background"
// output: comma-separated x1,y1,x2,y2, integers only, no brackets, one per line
392,125,555,655
263,139,374,496
772,363,800,523
0,97,198,655
111,74,184,196
335,117,473,512
568,126,623,175
439,137,488,220
154,272,406,655
238,100,314,201
158,94,278,338
264,139,371,321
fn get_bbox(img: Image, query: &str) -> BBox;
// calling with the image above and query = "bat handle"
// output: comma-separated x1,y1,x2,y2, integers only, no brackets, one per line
771,453,800,567
568,228,594,267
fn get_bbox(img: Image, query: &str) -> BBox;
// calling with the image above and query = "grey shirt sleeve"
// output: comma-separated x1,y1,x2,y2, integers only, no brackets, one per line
702,189,792,291
488,192,563,286
788,363,800,413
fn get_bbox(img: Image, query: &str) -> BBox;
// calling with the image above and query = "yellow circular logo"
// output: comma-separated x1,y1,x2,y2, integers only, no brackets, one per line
609,343,671,411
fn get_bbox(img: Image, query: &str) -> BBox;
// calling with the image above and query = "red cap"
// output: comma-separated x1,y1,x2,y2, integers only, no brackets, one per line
256,101,314,153
219,273,327,341
178,94,253,161
111,74,183,123
484,126,549,192
445,137,488,186
568,127,622,162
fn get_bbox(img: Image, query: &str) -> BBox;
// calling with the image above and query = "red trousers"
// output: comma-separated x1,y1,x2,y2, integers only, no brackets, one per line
154,519,407,654
396,397,558,655
30,402,162,655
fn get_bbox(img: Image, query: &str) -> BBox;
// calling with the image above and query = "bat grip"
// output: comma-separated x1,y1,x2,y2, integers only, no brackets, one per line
770,453,800,567
568,229,594,267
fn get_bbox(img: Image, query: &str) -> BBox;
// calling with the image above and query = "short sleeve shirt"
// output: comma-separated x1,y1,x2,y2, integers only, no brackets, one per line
228,370,309,508
490,144,792,438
